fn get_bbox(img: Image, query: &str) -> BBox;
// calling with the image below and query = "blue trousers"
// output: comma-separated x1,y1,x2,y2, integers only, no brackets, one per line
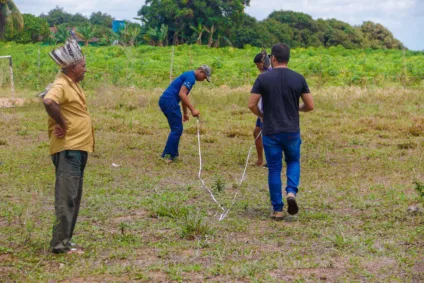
159,98,183,159
263,132,301,212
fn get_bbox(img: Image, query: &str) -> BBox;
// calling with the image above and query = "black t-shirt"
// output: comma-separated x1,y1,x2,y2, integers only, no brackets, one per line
251,68,310,135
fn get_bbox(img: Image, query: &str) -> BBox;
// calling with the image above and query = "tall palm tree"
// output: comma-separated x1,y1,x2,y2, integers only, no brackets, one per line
0,0,23,40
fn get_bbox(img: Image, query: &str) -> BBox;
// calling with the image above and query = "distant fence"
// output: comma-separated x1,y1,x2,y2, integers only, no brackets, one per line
0,55,15,98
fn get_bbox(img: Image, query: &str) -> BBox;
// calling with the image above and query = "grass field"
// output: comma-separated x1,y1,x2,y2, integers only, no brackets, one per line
0,85,423,282
1,43,424,92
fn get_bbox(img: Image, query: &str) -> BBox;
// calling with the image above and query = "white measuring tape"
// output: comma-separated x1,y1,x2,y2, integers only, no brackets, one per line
219,129,262,220
196,118,227,220
196,118,262,221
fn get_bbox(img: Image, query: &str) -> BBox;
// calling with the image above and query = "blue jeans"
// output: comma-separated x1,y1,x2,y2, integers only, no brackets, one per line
159,98,183,159
263,132,301,212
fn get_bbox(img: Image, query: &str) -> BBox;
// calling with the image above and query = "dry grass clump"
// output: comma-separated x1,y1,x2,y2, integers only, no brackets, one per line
408,117,424,137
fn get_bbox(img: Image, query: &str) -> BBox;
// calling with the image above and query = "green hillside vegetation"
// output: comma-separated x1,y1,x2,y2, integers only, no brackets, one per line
0,43,423,92
1,2,406,50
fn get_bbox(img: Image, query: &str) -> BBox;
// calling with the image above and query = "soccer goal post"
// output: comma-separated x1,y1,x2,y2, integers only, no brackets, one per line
0,55,15,98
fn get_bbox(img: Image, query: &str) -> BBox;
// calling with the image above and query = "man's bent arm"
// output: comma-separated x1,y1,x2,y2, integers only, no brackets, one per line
178,86,195,113
43,98,66,128
248,93,263,118
182,104,188,115
299,93,314,112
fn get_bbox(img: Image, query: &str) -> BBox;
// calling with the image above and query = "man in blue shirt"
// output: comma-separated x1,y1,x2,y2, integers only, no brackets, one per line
159,65,212,162
248,43,314,220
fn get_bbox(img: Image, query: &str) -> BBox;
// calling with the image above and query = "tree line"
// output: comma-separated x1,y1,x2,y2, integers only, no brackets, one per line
0,0,405,50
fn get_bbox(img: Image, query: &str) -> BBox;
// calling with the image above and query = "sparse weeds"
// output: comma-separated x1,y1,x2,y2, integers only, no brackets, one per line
413,180,424,202
180,211,215,240
1,86,423,281
213,174,226,193
149,199,190,219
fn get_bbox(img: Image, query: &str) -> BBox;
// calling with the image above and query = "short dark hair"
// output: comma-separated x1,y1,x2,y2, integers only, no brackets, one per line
253,53,263,63
271,43,290,63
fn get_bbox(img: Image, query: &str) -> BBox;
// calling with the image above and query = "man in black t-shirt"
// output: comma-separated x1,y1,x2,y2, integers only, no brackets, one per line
248,43,314,220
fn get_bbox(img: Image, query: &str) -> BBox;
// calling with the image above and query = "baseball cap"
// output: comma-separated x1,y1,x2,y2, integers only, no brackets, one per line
199,65,212,82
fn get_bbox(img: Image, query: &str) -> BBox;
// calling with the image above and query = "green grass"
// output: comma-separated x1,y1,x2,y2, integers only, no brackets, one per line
1,43,424,92
0,85,423,282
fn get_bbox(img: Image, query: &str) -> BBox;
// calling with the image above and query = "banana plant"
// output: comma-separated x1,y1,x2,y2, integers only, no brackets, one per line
189,23,204,45
76,24,97,47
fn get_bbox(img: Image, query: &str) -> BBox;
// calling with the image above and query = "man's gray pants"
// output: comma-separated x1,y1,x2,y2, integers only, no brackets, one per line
50,150,88,253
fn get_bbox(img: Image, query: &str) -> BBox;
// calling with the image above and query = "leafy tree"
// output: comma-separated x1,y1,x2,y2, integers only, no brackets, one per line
137,0,192,45
259,18,294,47
0,0,23,40
361,21,404,49
320,19,364,48
189,0,249,46
69,13,89,26
4,13,49,43
40,6,89,27
89,11,113,27
40,6,71,26
137,0,249,46
229,14,261,48
76,24,96,46
268,10,321,47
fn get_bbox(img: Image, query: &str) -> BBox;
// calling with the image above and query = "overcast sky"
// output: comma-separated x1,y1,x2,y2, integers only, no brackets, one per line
15,0,424,50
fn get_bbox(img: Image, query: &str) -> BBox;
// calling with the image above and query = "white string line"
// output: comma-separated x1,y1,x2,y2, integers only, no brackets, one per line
196,118,227,220
219,129,262,220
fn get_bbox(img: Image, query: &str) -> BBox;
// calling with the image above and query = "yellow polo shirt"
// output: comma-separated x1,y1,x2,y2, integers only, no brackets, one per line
44,72,94,155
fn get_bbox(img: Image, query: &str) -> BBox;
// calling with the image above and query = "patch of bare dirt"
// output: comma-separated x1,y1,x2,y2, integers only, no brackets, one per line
0,98,25,108
111,209,149,224
0,253,13,261
0,266,18,282
412,260,424,282
362,257,397,274
59,275,131,283
270,267,345,281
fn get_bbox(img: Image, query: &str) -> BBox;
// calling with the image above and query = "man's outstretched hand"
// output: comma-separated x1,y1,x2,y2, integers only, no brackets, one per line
191,109,200,117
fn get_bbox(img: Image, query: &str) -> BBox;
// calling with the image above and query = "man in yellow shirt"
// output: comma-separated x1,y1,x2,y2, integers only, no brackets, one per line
43,38,94,254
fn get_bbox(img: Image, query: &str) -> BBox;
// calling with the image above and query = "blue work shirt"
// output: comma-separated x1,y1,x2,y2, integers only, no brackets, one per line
160,71,196,103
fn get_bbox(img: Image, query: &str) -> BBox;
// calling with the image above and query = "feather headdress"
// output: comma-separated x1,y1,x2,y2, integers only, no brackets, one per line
49,38,84,68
